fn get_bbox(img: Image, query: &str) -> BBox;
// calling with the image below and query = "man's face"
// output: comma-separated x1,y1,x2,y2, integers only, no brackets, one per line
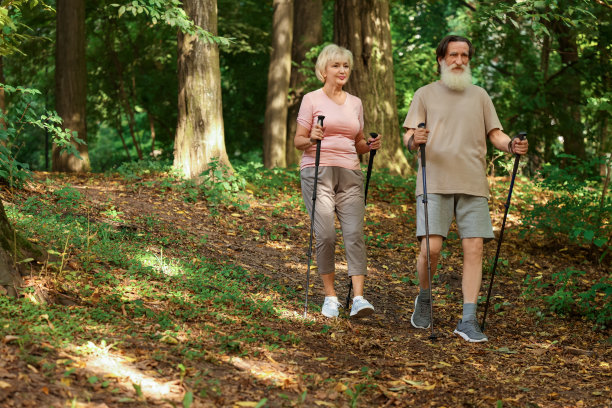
439,41,470,73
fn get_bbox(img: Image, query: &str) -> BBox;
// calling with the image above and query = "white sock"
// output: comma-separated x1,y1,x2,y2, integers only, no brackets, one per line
353,296,364,301
325,296,338,301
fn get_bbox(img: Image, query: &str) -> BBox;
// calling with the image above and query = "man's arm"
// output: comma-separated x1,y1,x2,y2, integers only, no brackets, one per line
488,128,528,155
403,128,415,151
403,126,429,152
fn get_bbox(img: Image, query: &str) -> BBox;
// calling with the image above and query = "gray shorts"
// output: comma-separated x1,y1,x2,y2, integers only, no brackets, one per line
416,193,494,242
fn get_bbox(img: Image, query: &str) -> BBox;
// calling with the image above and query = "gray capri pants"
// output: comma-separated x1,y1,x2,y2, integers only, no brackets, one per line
416,193,495,243
301,166,367,276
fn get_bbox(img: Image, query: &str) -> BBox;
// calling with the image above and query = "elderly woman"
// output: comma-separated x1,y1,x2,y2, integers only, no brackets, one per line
294,44,382,318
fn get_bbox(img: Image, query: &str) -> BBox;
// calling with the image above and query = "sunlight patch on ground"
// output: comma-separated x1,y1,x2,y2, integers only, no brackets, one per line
220,354,297,389
78,341,182,401
266,241,294,250
278,308,316,322
135,249,182,276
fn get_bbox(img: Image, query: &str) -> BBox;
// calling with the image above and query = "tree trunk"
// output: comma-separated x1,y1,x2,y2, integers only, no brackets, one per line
334,0,410,175
263,0,293,169
0,202,41,296
0,57,5,130
115,112,131,161
148,111,157,156
54,0,90,172
553,22,585,159
174,0,232,179
286,0,322,166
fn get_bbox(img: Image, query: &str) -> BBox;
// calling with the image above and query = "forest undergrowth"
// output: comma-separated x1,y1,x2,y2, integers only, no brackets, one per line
0,162,609,408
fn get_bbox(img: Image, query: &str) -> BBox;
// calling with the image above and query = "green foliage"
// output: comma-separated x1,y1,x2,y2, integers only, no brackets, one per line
111,0,230,46
197,158,249,211
218,0,272,158
235,154,301,200
115,159,174,182
0,0,54,56
0,84,82,187
52,185,83,211
521,155,611,257
522,268,611,328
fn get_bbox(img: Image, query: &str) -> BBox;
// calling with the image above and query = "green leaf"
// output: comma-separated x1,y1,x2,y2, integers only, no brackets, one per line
118,5,125,17
583,230,595,242
183,391,193,408
593,237,607,248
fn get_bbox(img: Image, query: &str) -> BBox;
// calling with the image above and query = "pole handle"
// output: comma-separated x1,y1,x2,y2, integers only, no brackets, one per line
368,132,378,156
417,123,426,166
315,115,324,165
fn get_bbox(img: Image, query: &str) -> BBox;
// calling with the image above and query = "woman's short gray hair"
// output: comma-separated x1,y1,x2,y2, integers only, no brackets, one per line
315,44,353,83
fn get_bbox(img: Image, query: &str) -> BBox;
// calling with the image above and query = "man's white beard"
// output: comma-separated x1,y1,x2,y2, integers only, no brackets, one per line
440,60,472,91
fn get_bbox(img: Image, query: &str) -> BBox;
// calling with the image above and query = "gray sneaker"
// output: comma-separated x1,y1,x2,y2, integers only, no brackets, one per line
454,318,489,342
411,295,431,329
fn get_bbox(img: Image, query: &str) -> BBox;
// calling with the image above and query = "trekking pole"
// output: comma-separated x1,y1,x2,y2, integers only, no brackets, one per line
304,115,325,318
418,122,438,340
481,132,527,331
345,132,378,310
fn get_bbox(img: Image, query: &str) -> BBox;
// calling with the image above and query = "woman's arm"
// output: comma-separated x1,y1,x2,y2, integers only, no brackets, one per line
355,131,382,155
294,123,323,151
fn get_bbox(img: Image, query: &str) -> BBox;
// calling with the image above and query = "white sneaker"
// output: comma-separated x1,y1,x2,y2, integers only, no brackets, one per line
321,297,341,318
350,296,374,318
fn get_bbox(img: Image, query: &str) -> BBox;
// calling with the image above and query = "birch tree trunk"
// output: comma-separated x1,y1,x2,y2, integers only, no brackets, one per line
263,0,293,169
334,0,411,175
286,0,322,166
174,0,231,179
54,0,90,172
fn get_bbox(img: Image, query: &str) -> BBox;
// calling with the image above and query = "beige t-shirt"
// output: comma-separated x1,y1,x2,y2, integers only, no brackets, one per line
403,81,503,198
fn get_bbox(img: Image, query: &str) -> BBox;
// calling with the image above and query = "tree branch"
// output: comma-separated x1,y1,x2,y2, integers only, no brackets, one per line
594,0,612,10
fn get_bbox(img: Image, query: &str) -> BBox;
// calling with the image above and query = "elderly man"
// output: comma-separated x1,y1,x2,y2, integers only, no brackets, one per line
403,35,528,342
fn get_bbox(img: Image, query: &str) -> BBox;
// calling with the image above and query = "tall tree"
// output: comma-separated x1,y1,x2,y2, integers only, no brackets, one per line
334,0,410,175
285,0,322,166
551,18,585,159
263,0,293,169
54,0,89,172
174,0,231,179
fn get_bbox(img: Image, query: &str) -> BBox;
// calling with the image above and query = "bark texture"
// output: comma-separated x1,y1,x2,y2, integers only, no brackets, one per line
54,0,90,172
263,0,293,169
174,0,231,179
334,0,411,175
0,203,41,295
286,0,322,166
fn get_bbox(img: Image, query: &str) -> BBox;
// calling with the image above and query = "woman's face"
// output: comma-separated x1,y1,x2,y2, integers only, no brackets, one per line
324,59,350,86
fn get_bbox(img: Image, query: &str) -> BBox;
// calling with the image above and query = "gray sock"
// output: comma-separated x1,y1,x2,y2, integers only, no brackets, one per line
419,288,431,302
462,303,477,322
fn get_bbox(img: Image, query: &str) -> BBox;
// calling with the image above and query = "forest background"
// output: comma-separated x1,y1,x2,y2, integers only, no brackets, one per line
0,0,610,407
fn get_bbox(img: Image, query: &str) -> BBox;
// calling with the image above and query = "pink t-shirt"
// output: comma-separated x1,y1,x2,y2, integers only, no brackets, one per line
297,88,364,170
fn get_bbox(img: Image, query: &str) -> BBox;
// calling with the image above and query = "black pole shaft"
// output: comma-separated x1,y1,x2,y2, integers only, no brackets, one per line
481,133,527,331
417,123,436,340
345,133,378,309
304,115,325,318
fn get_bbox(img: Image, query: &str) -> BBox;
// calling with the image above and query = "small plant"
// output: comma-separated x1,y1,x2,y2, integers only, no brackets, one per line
199,158,249,210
